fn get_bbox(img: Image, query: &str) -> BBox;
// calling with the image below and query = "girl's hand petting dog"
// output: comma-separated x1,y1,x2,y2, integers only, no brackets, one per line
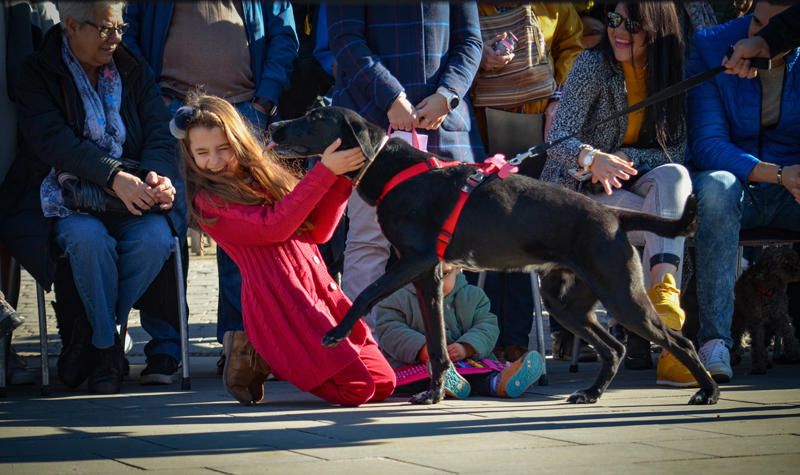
589,151,638,195
320,138,366,176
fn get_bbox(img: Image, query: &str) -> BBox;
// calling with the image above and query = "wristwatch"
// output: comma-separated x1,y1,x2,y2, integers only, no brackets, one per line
436,86,460,111
253,96,278,118
579,145,598,171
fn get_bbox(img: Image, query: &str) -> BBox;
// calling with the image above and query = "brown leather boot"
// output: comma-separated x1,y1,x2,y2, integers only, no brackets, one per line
222,331,271,405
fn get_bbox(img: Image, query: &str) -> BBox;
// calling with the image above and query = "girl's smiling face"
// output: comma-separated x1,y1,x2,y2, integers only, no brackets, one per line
608,2,647,65
188,126,236,173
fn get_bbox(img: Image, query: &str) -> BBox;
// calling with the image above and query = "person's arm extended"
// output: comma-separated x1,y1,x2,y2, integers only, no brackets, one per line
255,1,299,104
306,175,352,243
197,164,338,247
327,4,404,112
436,2,483,99
688,35,759,180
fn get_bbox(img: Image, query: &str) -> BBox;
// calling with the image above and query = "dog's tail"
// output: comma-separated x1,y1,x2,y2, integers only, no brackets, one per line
616,194,697,238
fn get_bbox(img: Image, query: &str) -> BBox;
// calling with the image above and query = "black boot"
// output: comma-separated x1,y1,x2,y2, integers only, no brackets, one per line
88,336,123,394
57,310,93,388
624,333,654,370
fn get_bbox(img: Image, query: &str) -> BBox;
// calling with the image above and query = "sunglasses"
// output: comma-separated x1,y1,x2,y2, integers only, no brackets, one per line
607,11,642,34
83,20,129,40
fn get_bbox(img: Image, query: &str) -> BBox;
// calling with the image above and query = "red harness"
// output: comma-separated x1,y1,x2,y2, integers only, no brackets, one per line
376,155,519,261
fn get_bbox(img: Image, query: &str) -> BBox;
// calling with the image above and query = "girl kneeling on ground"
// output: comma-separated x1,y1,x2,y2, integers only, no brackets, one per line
173,93,396,406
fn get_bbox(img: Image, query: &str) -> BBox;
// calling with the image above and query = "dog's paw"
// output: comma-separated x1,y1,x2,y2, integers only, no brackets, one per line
688,388,719,405
567,390,598,404
410,389,444,405
321,327,351,347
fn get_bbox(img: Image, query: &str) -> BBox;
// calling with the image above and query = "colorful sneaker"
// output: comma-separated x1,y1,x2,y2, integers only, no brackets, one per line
656,350,698,388
699,339,733,383
647,274,685,331
442,364,471,399
496,351,544,398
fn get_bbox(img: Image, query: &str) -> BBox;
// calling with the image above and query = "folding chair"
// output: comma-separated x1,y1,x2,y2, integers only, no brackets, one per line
0,236,191,396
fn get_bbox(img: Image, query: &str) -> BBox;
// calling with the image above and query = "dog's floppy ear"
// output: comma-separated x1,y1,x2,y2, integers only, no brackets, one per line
345,114,385,161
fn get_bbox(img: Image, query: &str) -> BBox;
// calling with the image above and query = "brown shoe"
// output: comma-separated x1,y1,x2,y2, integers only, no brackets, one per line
222,331,271,405
504,344,528,364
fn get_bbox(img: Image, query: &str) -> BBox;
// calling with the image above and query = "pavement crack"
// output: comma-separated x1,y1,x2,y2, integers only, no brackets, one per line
383,456,458,473
205,468,235,475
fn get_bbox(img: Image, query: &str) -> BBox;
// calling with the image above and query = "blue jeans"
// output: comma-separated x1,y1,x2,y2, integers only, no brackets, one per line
54,213,178,359
167,98,270,343
693,170,800,348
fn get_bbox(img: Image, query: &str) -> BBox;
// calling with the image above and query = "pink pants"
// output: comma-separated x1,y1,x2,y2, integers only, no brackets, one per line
309,340,397,406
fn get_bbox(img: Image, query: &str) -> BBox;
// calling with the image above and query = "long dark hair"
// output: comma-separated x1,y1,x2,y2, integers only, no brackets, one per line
598,1,685,152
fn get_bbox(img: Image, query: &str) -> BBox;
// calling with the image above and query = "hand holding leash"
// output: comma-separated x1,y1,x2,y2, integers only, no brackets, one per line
724,39,772,79
388,94,418,131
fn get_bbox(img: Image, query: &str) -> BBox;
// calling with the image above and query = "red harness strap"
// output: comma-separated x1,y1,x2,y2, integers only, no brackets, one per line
377,157,462,204
377,154,518,261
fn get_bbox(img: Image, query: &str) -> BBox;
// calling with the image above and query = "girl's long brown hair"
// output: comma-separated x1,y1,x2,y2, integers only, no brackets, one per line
178,92,312,232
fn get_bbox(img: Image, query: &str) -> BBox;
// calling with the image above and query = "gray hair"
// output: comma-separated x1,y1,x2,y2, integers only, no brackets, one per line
59,1,127,30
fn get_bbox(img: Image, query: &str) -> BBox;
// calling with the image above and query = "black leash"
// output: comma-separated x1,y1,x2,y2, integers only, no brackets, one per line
505,47,771,168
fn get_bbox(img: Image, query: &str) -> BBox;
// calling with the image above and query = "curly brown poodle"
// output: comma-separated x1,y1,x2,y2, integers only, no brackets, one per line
732,246,800,374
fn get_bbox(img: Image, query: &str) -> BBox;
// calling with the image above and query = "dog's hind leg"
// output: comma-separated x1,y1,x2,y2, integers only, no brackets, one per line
323,253,440,347
408,263,450,405
599,279,720,405
540,270,624,404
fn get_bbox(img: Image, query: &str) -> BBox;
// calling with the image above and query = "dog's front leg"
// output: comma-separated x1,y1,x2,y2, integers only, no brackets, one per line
409,264,449,405
322,253,440,347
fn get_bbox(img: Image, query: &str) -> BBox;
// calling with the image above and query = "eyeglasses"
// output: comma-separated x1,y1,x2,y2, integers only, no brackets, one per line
607,11,642,34
83,21,129,40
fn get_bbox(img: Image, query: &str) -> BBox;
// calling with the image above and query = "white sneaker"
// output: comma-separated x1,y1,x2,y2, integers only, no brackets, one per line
699,339,733,383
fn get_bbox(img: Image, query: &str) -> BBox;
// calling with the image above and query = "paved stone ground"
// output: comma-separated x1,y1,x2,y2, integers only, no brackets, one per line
2,253,799,474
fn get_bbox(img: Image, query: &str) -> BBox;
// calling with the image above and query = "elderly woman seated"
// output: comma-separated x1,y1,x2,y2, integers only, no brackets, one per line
0,1,184,394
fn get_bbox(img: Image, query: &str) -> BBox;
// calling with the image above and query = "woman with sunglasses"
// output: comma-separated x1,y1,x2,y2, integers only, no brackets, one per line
540,1,695,388
2,1,184,394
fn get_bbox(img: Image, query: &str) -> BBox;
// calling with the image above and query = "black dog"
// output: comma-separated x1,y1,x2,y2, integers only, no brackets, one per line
268,107,719,406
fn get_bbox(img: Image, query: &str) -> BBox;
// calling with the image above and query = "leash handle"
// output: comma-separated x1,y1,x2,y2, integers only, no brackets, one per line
386,125,423,150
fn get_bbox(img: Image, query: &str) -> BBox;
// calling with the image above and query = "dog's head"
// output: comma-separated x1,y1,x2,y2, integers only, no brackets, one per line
267,107,386,178
750,246,800,284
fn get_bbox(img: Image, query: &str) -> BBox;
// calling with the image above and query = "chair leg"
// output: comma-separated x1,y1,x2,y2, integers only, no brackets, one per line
36,282,50,396
476,271,487,290
529,272,548,385
173,237,191,390
570,335,581,373
0,334,8,397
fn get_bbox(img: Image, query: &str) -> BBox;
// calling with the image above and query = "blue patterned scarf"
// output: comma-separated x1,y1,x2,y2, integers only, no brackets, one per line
41,33,126,217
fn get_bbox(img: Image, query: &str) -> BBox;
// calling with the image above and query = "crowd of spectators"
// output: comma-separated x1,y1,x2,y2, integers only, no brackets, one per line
0,0,798,402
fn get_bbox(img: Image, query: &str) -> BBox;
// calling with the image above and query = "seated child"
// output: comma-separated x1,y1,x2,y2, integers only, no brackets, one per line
376,264,544,399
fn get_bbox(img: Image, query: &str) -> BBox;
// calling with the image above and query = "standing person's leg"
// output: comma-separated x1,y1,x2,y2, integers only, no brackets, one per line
342,192,392,333
693,170,744,382
216,248,244,343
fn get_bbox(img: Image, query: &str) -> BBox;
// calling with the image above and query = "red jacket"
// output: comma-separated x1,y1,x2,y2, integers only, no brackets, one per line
196,164,374,391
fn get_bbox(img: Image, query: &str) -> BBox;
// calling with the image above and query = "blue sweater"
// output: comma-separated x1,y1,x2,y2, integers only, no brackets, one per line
687,16,800,182
123,1,298,103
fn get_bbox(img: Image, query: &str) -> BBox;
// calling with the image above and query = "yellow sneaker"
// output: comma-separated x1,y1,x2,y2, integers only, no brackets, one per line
656,350,699,388
648,274,698,387
647,273,685,331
